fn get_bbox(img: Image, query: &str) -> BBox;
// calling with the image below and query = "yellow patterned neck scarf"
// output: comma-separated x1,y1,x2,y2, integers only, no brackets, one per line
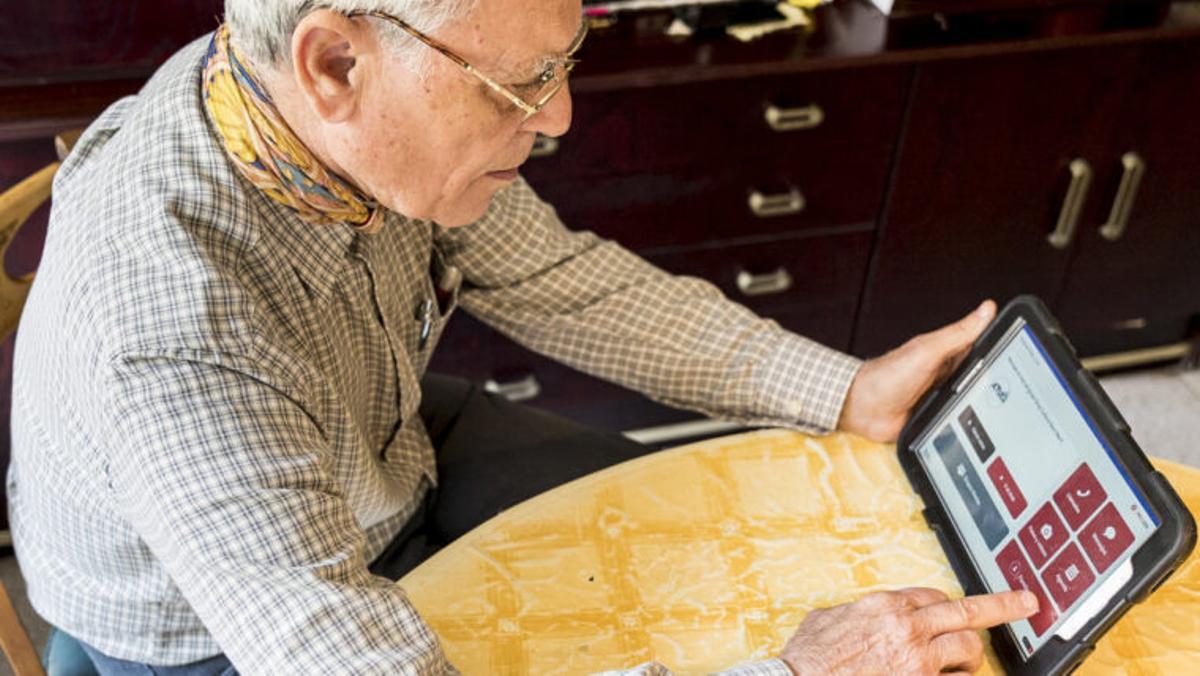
202,25,384,233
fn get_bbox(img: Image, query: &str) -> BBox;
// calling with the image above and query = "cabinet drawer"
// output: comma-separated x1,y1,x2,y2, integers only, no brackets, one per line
539,167,880,251
643,232,872,320
523,65,908,185
629,65,908,172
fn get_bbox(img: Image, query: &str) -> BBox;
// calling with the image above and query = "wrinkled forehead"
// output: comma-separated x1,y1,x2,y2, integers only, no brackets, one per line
447,0,583,77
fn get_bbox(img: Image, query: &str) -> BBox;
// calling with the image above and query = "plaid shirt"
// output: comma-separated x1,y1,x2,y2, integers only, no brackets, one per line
9,36,858,675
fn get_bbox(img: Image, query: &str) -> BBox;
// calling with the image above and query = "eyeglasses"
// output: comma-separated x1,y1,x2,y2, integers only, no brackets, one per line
350,10,588,121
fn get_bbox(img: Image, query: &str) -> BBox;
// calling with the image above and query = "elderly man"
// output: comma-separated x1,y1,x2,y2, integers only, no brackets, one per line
11,0,1036,673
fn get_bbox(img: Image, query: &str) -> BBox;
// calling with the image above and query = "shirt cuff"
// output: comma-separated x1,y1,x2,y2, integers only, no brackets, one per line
756,331,862,433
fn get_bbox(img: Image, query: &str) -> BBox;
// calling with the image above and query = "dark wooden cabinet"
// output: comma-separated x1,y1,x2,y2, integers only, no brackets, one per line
526,64,908,252
5,0,1200,443
856,37,1200,360
854,44,1138,356
500,11,1200,434
1053,39,1200,355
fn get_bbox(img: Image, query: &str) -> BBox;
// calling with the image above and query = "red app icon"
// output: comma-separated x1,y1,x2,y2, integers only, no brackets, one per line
1042,543,1095,612
1053,464,1107,530
995,540,1058,636
1079,503,1135,573
1019,502,1069,568
987,457,1028,518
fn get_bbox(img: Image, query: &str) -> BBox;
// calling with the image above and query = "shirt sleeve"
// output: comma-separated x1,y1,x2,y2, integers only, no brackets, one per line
596,658,794,675
103,346,456,674
435,178,861,432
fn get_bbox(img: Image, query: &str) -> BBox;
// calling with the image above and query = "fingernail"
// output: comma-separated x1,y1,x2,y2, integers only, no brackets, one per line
1022,591,1038,612
976,303,993,325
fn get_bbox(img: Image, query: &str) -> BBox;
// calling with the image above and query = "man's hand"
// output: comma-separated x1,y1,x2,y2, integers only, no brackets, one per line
779,588,1038,675
838,300,997,442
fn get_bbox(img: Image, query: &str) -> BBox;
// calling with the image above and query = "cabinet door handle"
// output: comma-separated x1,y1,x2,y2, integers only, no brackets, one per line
764,104,824,132
1048,158,1092,250
736,268,793,296
484,374,541,402
748,187,805,218
1099,152,1146,242
530,135,560,158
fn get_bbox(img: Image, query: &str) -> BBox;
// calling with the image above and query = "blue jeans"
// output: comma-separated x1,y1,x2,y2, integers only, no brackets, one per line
44,627,96,676
77,636,236,676
44,628,235,676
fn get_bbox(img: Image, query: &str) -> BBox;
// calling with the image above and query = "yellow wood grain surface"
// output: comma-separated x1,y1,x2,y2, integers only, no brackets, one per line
401,430,1200,674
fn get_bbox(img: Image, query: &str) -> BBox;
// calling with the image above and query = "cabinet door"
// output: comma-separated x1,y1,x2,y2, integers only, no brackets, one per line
1053,39,1200,356
853,46,1137,357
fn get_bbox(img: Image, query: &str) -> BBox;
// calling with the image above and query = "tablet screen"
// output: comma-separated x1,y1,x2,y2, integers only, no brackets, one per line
911,317,1159,658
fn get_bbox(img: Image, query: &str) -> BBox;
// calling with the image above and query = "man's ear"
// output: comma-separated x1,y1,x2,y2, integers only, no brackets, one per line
290,10,369,123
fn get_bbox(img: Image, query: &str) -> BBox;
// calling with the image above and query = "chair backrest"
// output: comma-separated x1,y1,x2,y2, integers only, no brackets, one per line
0,128,80,345
0,162,56,344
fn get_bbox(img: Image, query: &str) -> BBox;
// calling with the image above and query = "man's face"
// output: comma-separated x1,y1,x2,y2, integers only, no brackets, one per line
328,0,582,227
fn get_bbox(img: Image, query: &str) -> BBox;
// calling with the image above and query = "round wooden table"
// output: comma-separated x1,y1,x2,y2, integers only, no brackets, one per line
400,430,1200,674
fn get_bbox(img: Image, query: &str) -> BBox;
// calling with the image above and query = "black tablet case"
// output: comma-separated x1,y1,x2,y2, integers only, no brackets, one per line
896,295,1196,675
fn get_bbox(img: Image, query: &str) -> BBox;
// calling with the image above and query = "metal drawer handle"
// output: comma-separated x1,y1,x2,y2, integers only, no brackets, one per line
764,104,825,132
484,374,541,402
1099,152,1146,242
530,135,560,158
748,187,805,218
736,268,793,296
1048,158,1092,250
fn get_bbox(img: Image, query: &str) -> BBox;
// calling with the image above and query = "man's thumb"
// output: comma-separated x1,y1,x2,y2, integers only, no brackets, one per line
935,300,996,351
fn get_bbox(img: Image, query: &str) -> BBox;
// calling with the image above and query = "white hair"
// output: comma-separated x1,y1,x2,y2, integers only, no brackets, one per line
225,0,479,73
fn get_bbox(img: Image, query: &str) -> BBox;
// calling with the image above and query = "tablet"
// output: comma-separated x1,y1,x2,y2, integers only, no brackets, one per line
898,296,1196,675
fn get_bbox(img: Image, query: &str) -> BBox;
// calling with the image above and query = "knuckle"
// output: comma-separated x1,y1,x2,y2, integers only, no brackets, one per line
887,612,920,640
965,630,983,654
859,591,893,610
947,629,982,654
904,614,925,640
879,612,902,634
956,598,980,625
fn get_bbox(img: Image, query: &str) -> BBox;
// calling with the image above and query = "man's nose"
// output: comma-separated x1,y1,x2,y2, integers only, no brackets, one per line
524,84,573,138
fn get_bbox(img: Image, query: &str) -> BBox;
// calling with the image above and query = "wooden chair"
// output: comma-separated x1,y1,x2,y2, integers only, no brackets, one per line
0,128,82,676
0,164,54,344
